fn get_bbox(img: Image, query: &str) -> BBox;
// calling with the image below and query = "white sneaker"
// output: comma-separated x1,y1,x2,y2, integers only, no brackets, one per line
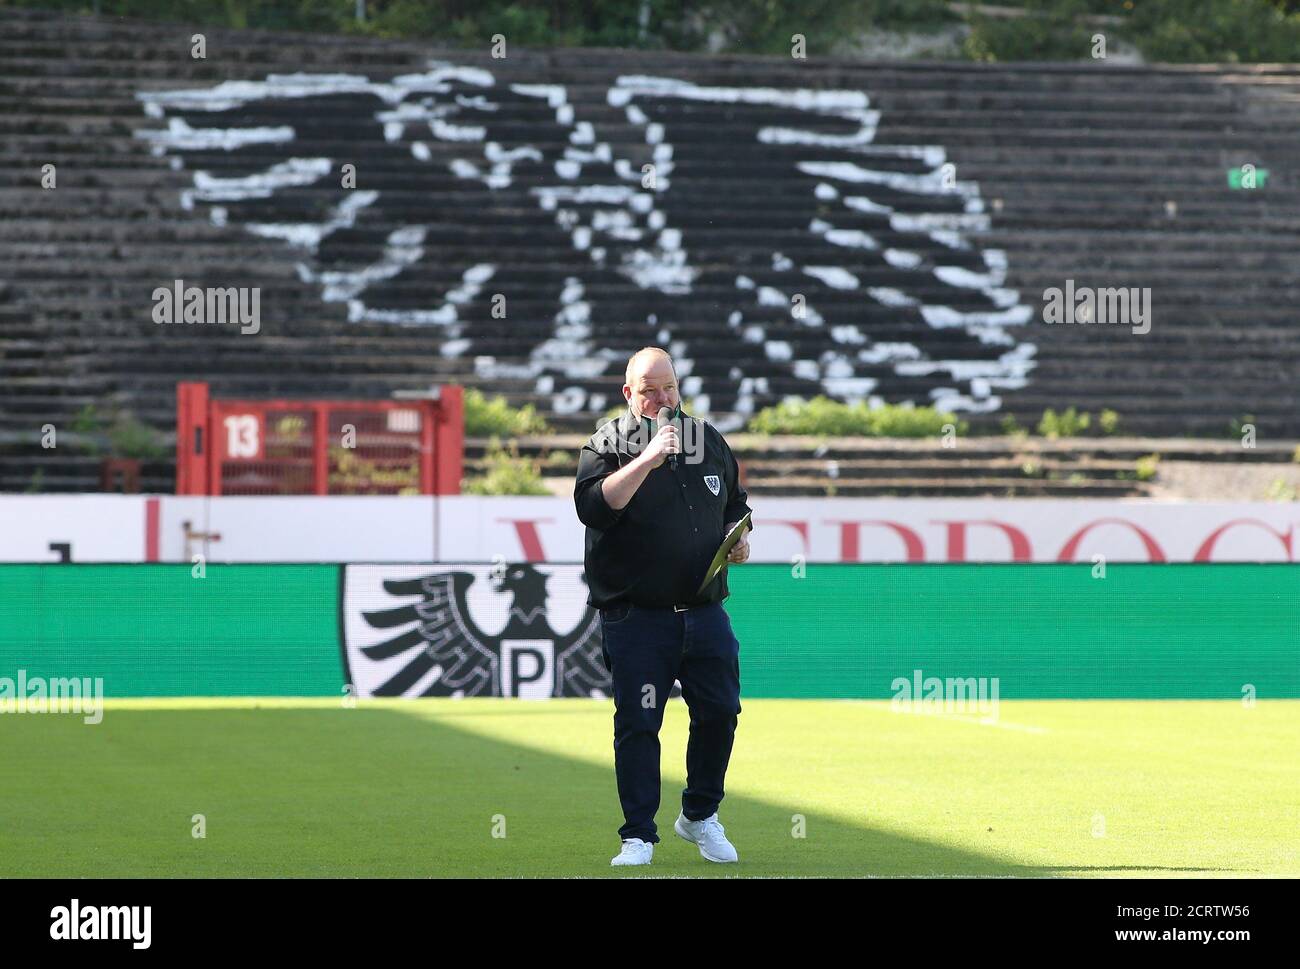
674,812,738,863
610,838,653,866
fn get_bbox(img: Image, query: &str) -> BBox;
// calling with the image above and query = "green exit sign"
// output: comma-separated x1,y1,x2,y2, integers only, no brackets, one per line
1228,166,1269,189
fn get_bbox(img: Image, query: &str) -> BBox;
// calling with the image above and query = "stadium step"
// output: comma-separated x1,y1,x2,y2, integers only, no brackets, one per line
4,6,1300,493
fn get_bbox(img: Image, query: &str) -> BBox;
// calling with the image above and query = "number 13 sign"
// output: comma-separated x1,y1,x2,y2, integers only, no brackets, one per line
221,413,263,460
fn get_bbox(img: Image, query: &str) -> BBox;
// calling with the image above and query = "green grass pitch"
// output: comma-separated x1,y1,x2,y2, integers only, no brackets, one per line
3,698,1296,878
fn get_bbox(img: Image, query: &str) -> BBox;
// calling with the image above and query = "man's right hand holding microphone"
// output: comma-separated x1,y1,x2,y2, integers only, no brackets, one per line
646,407,681,470
600,411,681,510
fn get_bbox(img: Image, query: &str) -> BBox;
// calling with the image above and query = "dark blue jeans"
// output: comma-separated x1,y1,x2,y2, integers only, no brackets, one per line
599,601,742,844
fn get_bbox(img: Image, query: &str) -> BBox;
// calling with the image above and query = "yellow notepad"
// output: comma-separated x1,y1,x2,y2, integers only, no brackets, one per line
696,512,753,596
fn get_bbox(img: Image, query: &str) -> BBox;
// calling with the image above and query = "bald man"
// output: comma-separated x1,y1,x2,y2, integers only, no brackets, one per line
574,347,753,866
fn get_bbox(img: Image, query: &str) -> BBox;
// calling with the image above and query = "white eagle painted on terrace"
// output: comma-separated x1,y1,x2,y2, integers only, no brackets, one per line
136,64,1035,430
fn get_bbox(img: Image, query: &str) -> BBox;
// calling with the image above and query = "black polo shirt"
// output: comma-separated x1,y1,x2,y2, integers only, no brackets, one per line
574,407,754,609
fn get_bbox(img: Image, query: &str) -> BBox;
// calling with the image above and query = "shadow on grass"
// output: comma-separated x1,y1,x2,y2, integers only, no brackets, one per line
0,705,1191,878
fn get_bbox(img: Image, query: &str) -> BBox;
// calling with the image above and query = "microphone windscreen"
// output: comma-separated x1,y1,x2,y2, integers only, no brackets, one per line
657,406,677,469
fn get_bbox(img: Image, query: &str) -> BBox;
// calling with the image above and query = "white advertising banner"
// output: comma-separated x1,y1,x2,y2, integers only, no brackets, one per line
0,495,1297,563
0,495,149,562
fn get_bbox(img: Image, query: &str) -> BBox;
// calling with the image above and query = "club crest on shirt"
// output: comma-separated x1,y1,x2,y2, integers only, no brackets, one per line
704,474,721,495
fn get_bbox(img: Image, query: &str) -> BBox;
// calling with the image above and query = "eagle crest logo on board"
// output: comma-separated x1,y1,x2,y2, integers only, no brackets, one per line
341,564,612,699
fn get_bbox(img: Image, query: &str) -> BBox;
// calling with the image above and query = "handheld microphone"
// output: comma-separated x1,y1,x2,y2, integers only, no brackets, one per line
656,406,678,471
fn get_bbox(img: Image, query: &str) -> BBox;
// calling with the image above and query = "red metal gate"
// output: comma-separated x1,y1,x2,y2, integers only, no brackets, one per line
175,382,463,496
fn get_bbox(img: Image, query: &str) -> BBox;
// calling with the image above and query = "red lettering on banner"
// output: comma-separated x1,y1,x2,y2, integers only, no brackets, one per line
824,520,924,562
1193,519,1294,562
145,496,160,562
496,519,553,561
1057,518,1165,562
762,520,811,556
933,520,1032,562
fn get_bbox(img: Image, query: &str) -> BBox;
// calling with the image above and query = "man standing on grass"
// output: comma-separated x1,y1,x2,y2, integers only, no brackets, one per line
574,347,753,867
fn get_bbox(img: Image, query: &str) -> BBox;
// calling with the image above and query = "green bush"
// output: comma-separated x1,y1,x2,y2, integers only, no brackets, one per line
463,388,551,437
1263,478,1298,502
1135,453,1160,482
747,396,966,438
958,0,1300,63
461,440,552,495
868,0,958,31
1129,0,1300,63
10,0,856,53
69,403,102,454
963,0,1095,62
11,0,1299,62
1037,407,1091,438
1098,409,1120,435
1229,414,1257,440
66,402,167,459
106,412,169,461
